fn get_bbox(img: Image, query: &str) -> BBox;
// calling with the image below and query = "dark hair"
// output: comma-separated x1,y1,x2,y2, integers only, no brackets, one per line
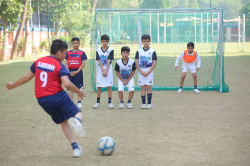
50,39,68,54
187,42,195,48
101,34,109,41
71,37,80,42
121,46,130,53
141,34,151,41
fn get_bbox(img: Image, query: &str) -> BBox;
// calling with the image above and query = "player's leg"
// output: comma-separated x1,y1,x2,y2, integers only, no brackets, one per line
118,79,124,109
60,120,82,158
178,72,186,93
93,87,102,108
140,85,147,109
77,95,82,109
126,90,134,109
145,85,153,109
192,72,200,93
107,86,114,109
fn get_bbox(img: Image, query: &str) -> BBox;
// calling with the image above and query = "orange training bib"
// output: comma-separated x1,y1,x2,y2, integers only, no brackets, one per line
184,50,196,63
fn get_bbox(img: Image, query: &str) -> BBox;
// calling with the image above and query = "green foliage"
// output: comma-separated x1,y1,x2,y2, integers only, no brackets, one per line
17,37,25,52
39,39,49,51
0,0,24,31
141,0,170,8
188,0,199,8
32,43,38,55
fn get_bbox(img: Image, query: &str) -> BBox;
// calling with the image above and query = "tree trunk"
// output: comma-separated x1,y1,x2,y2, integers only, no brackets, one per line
55,16,62,38
92,0,98,15
10,0,28,60
1,16,8,61
22,18,29,57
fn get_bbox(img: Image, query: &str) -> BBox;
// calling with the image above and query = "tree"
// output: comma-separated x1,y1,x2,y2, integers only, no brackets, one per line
240,2,250,40
22,5,33,57
10,0,29,59
141,0,170,8
188,0,199,8
0,0,24,61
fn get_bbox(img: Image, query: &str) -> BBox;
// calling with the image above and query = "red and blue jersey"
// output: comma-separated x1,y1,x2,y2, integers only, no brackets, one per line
65,50,87,69
30,56,70,99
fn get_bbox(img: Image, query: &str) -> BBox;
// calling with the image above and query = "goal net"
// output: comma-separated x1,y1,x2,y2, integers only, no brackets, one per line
90,8,229,92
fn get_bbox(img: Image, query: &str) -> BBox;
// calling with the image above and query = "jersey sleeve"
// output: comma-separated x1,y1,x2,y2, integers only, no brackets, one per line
115,62,120,72
108,50,114,60
59,64,71,77
81,51,87,61
132,62,136,71
135,51,139,59
196,52,201,68
152,51,157,60
65,52,69,60
30,62,35,73
96,51,100,60
175,52,184,67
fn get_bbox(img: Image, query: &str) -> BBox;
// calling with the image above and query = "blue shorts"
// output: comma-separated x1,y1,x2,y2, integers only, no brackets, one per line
68,68,84,89
38,90,80,124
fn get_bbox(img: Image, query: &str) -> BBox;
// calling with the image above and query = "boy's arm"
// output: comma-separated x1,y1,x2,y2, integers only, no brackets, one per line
6,70,35,90
75,60,85,74
127,71,135,82
61,76,86,99
65,60,69,71
175,52,184,67
105,50,114,74
106,59,111,73
196,53,201,68
145,51,157,76
116,71,124,82
135,59,144,74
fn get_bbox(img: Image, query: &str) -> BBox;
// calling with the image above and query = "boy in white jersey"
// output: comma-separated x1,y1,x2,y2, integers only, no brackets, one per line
93,35,114,109
135,34,157,109
175,42,201,93
115,46,136,109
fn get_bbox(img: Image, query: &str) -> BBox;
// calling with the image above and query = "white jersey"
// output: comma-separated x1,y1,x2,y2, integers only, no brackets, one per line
116,58,135,80
175,51,201,68
96,47,114,66
137,48,156,68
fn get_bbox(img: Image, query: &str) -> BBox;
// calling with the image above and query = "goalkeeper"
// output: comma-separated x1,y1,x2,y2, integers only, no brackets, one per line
175,42,201,93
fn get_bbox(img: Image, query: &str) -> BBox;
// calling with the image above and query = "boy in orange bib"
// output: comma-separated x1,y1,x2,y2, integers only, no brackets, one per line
175,42,201,93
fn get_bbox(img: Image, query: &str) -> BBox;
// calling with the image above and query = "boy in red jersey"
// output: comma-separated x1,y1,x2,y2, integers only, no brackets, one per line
175,42,201,93
6,39,87,158
65,37,87,109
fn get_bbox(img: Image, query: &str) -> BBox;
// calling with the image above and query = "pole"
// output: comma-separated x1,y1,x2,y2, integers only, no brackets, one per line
195,13,196,43
238,16,240,48
47,0,50,49
164,13,166,43
150,13,152,43
207,12,208,43
139,0,140,8
38,1,40,29
137,12,142,49
30,0,32,27
210,0,212,8
157,13,159,44
212,12,213,52
95,11,98,90
218,11,223,93
243,14,245,51
201,13,203,43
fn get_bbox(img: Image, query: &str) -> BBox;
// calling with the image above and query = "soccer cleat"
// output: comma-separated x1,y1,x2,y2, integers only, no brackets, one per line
78,103,82,109
73,146,83,158
146,104,153,109
126,103,133,109
194,89,200,94
140,104,146,109
108,103,114,109
177,88,182,93
93,103,100,109
119,103,124,109
68,118,86,138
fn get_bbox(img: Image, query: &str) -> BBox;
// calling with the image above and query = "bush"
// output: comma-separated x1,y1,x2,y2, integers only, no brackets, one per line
39,40,49,52
18,38,25,52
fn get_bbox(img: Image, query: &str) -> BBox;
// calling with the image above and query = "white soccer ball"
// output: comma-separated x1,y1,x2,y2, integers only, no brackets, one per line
97,136,116,155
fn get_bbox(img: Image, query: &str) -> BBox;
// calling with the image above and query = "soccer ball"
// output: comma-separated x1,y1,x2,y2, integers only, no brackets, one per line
97,136,116,155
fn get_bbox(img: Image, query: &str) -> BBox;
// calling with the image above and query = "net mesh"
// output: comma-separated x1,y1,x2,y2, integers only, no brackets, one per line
90,8,229,92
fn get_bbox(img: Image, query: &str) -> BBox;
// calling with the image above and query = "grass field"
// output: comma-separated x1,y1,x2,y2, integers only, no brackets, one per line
0,42,250,165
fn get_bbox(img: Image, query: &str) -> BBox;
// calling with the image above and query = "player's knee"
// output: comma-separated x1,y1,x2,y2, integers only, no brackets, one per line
75,112,83,121
141,85,146,90
181,75,186,79
192,74,197,79
146,85,152,90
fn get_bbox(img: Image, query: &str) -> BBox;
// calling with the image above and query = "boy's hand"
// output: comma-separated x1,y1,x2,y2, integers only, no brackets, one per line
140,71,146,76
6,82,13,90
123,80,128,85
196,67,200,72
102,71,107,77
72,71,78,75
144,71,150,77
175,66,178,71
78,87,87,100
70,72,75,76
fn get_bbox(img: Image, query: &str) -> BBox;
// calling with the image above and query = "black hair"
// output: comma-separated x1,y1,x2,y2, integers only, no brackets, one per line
50,39,68,54
71,37,80,42
121,46,130,53
187,42,195,48
101,34,109,41
141,34,151,41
